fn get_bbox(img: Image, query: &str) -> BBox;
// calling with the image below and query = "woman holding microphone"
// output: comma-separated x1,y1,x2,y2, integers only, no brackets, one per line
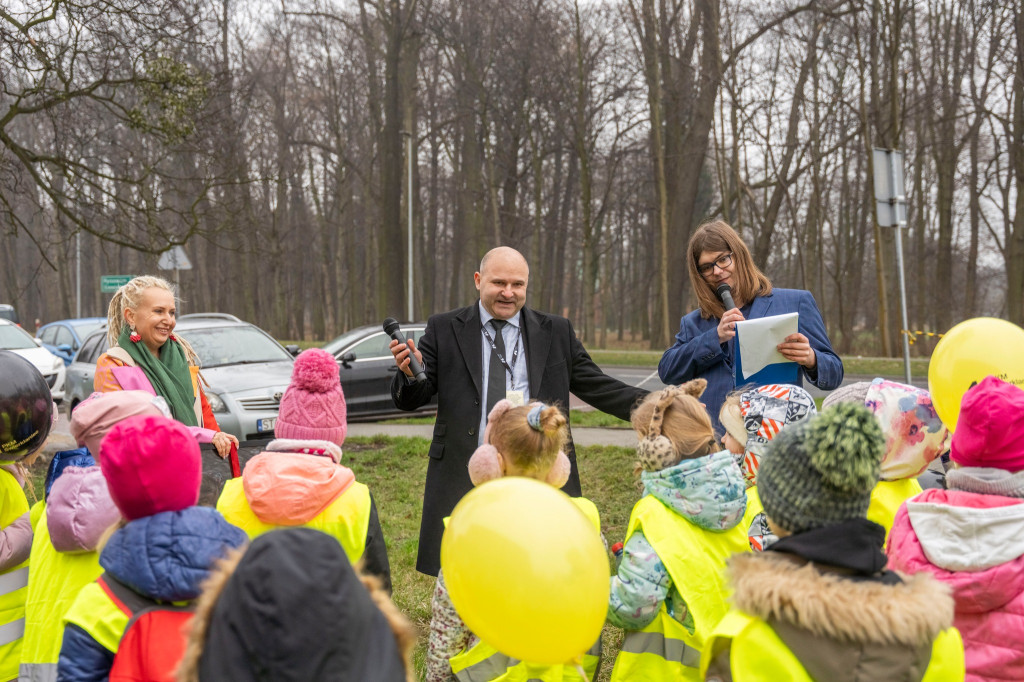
659,221,843,433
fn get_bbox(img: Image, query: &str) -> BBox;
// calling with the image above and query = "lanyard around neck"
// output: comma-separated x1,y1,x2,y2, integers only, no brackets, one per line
481,323,521,379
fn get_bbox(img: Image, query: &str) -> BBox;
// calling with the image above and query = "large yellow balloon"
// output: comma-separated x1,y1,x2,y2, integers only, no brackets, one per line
928,317,1024,431
440,477,609,666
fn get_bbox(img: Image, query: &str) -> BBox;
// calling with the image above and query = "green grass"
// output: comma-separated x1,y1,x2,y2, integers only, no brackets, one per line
381,410,630,429
840,356,930,376
277,339,322,350
329,436,639,680
588,350,663,367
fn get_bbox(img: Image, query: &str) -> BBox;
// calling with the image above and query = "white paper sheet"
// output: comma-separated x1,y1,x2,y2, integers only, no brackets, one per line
735,312,799,379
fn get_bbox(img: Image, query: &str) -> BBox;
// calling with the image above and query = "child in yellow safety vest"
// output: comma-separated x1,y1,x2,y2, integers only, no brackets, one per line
427,399,603,682
56,415,247,681
0,351,56,682
719,384,817,552
822,379,950,544
20,391,162,682
215,348,391,589
608,380,751,682
702,403,964,682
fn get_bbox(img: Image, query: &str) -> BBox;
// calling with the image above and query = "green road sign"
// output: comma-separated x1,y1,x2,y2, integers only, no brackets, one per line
100,275,134,293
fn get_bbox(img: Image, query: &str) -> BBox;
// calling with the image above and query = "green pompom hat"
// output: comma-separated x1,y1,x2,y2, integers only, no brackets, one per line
757,402,885,535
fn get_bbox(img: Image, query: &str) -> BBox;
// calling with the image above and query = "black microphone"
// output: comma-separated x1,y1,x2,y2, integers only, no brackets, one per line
383,318,427,383
716,283,736,312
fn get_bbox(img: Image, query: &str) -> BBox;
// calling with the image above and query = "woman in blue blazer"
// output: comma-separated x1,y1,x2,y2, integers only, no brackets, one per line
659,220,843,433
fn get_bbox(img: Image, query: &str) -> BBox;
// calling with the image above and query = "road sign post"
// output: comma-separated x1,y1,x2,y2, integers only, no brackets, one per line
158,246,192,292
100,275,133,293
873,148,912,384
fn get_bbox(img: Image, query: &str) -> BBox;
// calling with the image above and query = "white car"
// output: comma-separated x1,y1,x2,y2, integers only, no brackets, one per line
0,318,66,402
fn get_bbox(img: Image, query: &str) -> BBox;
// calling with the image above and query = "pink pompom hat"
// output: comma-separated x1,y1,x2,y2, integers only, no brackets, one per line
275,349,348,447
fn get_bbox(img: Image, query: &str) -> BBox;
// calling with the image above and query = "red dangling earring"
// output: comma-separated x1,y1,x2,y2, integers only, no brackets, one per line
129,328,141,343
169,333,177,342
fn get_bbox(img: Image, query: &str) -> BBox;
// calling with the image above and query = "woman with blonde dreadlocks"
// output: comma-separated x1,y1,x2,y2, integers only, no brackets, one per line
93,275,237,457
608,379,751,682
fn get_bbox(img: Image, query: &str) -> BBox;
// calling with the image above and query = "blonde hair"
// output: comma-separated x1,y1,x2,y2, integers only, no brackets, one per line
106,275,199,365
489,402,568,478
176,550,417,682
688,220,773,319
631,387,716,461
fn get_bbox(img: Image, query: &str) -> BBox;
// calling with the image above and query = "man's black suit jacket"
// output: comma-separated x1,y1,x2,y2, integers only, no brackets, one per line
391,303,648,575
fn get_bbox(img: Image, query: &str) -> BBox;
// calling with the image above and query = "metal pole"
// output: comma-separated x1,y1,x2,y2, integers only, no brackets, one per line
406,131,414,322
75,231,81,318
889,153,912,383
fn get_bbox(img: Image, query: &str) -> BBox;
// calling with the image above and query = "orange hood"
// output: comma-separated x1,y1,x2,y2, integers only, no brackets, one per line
242,451,355,525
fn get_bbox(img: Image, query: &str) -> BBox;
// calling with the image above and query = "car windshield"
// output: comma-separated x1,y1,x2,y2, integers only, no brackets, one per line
71,321,104,338
0,324,37,350
181,326,293,368
323,328,376,355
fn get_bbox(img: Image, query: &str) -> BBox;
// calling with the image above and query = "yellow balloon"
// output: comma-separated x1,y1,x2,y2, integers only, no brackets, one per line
440,477,609,666
928,317,1024,431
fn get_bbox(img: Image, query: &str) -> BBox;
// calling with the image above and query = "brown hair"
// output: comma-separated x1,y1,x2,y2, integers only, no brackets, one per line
687,220,772,319
489,402,568,478
106,275,200,365
631,382,716,461
177,551,417,682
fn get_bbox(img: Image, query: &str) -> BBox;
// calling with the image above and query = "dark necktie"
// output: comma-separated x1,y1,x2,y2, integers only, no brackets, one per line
486,319,508,414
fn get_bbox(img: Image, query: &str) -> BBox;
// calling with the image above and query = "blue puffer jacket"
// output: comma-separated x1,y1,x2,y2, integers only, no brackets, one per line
56,507,247,682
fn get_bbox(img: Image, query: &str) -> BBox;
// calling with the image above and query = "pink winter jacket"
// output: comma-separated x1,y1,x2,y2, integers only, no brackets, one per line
888,488,1024,682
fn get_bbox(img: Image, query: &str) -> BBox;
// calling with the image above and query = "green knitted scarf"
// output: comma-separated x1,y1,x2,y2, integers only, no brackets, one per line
116,326,198,426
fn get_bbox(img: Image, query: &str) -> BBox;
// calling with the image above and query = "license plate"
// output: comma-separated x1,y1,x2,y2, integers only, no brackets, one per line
257,417,276,433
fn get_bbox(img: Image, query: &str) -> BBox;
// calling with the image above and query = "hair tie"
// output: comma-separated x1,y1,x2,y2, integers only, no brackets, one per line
527,403,546,431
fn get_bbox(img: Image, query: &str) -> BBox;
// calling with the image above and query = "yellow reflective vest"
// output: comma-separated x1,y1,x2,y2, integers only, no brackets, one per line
701,609,965,682
448,497,604,682
217,478,372,565
0,469,29,682
62,581,130,659
20,504,104,682
868,478,922,546
610,495,750,682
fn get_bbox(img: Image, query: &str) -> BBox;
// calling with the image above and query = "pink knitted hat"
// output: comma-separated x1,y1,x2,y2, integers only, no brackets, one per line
70,391,169,459
99,414,202,520
275,349,347,446
951,376,1024,471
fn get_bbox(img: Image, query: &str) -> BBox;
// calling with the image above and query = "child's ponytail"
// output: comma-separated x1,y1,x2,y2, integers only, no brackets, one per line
470,401,571,484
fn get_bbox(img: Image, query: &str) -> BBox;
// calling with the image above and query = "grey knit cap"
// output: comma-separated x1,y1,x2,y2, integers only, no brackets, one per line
821,381,872,410
758,403,885,534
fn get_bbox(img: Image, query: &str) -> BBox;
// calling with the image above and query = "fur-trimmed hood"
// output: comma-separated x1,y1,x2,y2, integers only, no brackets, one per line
728,552,954,648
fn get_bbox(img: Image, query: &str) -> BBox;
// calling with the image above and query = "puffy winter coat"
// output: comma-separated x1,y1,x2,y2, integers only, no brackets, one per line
56,507,246,681
888,488,1024,681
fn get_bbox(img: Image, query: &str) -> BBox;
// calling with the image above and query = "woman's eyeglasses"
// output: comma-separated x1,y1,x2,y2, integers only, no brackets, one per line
697,252,733,278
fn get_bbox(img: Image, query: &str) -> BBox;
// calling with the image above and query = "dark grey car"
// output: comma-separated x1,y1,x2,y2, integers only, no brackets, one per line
322,323,437,419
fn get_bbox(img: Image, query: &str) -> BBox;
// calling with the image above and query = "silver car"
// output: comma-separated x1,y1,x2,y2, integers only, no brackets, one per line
65,314,296,440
